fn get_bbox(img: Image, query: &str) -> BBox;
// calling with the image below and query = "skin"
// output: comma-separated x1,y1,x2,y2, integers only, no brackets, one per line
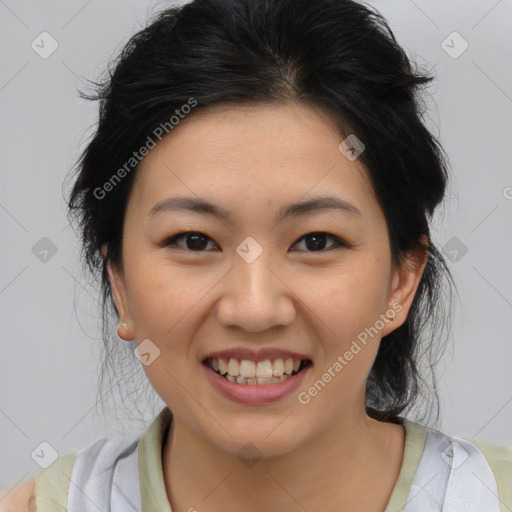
107,101,428,512
0,480,36,511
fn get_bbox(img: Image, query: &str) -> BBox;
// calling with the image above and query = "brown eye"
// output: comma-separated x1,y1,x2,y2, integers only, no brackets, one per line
161,231,347,253
291,232,347,252
163,231,217,251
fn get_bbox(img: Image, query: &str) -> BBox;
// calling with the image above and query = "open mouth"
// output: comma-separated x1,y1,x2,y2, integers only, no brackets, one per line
202,357,312,385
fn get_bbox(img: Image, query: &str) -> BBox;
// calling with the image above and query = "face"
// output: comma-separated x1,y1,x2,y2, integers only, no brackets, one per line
107,101,426,458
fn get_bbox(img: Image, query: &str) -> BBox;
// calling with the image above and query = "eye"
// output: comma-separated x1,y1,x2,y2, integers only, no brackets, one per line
162,231,347,252
290,232,347,252
162,231,218,251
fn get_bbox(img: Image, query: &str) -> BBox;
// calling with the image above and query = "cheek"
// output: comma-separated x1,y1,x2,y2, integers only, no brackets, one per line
126,258,216,339
295,267,387,415
125,261,207,410
296,257,391,344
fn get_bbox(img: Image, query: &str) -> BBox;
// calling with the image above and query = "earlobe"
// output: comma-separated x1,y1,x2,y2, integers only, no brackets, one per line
103,244,134,341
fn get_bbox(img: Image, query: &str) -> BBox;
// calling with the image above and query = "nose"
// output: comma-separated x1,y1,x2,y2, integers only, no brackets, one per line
215,247,296,333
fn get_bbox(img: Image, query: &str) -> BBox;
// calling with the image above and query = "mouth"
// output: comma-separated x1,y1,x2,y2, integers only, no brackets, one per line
202,357,313,385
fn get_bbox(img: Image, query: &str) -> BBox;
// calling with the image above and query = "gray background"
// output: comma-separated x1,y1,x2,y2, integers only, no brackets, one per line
1,0,511,488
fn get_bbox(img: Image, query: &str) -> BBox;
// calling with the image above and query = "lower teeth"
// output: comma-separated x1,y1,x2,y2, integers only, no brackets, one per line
223,374,293,385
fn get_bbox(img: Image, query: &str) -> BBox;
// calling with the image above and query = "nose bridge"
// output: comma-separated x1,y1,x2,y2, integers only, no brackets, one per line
236,247,276,302
216,237,295,331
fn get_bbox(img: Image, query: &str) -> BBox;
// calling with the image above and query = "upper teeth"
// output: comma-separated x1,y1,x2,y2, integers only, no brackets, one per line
211,357,302,377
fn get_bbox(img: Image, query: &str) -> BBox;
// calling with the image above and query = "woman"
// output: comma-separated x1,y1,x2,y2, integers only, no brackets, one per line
5,0,511,510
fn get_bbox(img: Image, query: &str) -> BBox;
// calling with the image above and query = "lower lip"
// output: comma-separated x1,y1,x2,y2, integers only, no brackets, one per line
201,363,310,405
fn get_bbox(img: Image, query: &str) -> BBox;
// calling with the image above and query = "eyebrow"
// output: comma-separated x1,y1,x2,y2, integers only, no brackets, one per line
148,195,362,222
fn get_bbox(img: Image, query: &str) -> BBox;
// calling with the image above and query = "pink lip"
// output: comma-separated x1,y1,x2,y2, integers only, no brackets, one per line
201,362,310,405
202,347,311,363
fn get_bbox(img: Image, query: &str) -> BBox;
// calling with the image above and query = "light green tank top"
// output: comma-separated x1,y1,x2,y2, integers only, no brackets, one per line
32,406,512,511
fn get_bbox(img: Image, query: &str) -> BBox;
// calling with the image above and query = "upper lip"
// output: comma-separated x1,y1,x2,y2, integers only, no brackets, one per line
202,347,312,363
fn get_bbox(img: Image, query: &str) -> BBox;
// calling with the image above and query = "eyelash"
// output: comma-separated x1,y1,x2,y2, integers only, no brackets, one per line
161,231,348,253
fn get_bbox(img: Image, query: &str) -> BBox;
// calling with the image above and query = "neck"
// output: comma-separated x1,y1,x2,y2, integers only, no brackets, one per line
162,401,405,512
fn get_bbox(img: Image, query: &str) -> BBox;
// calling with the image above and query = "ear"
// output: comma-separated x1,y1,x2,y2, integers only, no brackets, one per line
380,235,429,337
102,243,134,341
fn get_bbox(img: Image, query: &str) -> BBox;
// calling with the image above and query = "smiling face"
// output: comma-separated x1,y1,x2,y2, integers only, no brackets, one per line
107,100,426,458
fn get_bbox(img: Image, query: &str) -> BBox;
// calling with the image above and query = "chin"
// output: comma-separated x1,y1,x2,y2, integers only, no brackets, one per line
203,418,308,461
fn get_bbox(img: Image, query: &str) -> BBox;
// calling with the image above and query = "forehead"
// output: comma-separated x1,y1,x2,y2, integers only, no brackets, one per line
128,101,378,218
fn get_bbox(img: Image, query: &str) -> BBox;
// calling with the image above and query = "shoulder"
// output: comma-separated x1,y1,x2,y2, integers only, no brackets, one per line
405,419,512,470
0,479,37,512
0,415,162,512
1,451,79,512
33,435,141,512
0,453,79,512
426,424,512,475
1,443,108,512
468,436,512,497
406,419,512,509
